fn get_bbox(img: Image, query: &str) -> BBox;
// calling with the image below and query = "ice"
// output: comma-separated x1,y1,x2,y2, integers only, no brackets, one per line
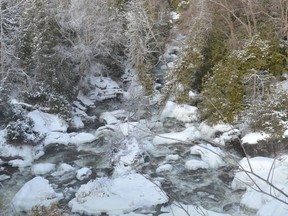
44,132,70,146
100,111,119,125
156,164,173,173
160,101,198,122
31,163,56,175
190,144,225,169
232,156,288,214
241,132,270,144
28,110,68,133
69,173,168,215
152,126,201,145
166,154,180,161
185,159,209,170
76,167,92,181
77,91,95,107
52,163,75,176
12,176,63,212
71,116,84,129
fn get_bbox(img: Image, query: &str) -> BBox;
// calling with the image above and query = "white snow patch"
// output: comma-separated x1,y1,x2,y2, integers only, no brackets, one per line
161,203,231,216
12,176,63,212
170,11,180,20
241,132,270,144
100,111,119,125
156,164,173,173
77,92,95,107
69,132,97,145
28,110,68,133
185,159,209,170
44,132,96,146
76,167,92,181
153,126,201,145
69,173,168,215
71,116,84,129
160,101,198,122
232,156,288,214
31,163,56,175
190,144,225,169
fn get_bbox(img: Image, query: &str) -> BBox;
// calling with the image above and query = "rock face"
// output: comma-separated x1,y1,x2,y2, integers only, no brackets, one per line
12,176,63,212
242,137,288,157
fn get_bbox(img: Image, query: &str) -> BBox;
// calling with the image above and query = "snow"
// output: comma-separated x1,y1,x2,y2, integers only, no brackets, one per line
76,167,92,181
87,76,122,102
12,176,63,212
160,101,198,122
77,92,95,107
0,130,44,168
28,110,68,133
241,132,270,144
31,163,56,175
156,164,173,173
152,126,201,145
161,203,231,216
44,132,96,146
70,116,84,129
231,156,288,214
185,159,209,170
170,11,180,20
69,173,168,215
69,132,97,145
99,111,119,125
190,144,225,169
52,163,75,176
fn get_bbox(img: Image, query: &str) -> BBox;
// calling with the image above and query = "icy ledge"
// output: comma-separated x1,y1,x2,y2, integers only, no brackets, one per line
69,173,168,215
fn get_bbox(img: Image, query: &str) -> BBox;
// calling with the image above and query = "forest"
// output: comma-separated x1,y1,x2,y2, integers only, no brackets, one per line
1,0,288,215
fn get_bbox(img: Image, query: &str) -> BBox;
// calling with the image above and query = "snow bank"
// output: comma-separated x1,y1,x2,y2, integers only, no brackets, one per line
241,132,270,144
12,176,63,212
161,203,231,216
190,144,225,169
232,156,288,215
152,126,201,145
160,101,198,122
28,110,68,133
156,164,173,173
69,173,168,215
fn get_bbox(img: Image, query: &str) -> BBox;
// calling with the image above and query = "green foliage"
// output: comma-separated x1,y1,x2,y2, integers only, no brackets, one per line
199,62,245,123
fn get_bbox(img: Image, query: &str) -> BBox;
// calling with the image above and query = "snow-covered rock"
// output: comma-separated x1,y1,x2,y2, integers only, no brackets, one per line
44,132,96,146
70,116,84,130
31,163,56,175
190,144,225,169
52,163,75,176
69,173,168,215
160,101,198,122
166,154,180,161
76,167,92,181
241,132,270,144
28,110,68,133
12,176,63,212
185,159,209,170
153,126,201,145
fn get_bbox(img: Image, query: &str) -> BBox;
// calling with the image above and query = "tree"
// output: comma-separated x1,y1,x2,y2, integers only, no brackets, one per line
0,0,25,87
